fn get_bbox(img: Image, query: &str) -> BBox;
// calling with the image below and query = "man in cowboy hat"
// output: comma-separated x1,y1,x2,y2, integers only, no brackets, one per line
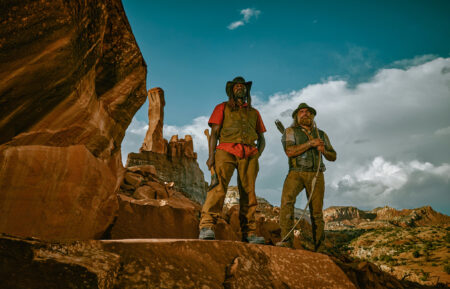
277,103,336,250
199,76,266,244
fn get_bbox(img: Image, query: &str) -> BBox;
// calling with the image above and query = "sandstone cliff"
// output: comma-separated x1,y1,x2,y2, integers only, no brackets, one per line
0,0,147,239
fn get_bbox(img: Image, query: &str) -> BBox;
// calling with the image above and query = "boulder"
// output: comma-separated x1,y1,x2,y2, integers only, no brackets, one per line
0,0,147,239
0,145,118,240
110,194,201,240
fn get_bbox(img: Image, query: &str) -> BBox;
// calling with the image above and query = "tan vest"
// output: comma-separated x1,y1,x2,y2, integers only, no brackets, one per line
219,103,259,146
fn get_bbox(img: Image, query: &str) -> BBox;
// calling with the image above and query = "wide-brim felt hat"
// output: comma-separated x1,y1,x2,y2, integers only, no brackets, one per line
292,102,317,118
226,76,252,98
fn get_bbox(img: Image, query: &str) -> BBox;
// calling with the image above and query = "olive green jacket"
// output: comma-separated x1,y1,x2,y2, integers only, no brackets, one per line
219,104,259,146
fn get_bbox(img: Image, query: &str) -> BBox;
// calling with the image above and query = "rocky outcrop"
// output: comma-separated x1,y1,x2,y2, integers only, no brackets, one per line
110,166,239,240
324,206,375,223
0,0,147,239
371,206,450,227
324,206,450,230
1,234,358,289
324,207,378,230
126,149,206,203
127,87,207,203
140,87,167,154
110,193,201,239
332,257,415,289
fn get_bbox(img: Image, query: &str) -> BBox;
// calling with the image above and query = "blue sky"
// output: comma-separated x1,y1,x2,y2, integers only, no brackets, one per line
123,0,450,125
121,1,450,214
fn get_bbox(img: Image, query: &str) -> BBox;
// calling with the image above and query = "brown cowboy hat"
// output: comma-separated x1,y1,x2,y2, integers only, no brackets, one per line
226,76,252,98
292,102,317,118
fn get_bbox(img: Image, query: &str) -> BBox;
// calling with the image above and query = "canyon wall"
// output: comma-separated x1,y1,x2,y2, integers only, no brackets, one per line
0,0,147,239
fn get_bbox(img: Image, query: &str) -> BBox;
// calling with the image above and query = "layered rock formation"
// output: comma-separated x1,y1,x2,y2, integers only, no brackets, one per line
370,205,450,227
0,0,147,239
324,205,450,230
126,88,207,203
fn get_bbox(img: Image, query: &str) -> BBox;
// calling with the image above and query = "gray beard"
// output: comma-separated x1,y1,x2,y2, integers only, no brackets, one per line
298,117,313,126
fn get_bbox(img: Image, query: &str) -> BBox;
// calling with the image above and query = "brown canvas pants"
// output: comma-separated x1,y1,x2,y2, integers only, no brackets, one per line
280,171,325,250
200,149,259,236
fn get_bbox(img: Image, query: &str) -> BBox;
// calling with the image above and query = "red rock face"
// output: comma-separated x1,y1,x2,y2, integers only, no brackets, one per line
126,149,207,203
101,240,357,289
112,165,239,240
0,0,147,239
111,194,201,239
1,234,359,289
140,88,167,154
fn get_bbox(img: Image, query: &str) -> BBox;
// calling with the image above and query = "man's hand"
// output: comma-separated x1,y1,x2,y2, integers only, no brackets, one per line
206,155,215,170
308,138,324,147
206,124,220,170
317,145,325,153
257,133,265,157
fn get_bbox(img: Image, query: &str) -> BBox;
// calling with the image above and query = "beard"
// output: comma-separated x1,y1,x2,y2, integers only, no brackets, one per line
233,93,246,105
234,89,246,99
298,116,313,126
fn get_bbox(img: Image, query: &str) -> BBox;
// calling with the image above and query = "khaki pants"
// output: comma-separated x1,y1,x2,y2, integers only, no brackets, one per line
200,149,259,236
280,171,325,250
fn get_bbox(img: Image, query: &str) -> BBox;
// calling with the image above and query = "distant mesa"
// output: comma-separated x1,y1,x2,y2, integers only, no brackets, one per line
324,205,450,230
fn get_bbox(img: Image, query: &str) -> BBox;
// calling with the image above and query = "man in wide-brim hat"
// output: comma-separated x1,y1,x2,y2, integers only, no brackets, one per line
277,102,337,250
199,76,266,244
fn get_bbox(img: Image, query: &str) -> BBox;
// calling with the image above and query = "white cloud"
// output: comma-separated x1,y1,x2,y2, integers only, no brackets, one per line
435,126,450,136
227,21,244,30
227,8,261,30
164,116,210,152
241,8,261,22
122,56,450,214
329,157,450,211
390,54,439,69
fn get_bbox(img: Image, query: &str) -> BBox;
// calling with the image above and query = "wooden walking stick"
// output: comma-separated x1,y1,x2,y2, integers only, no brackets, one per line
204,129,219,190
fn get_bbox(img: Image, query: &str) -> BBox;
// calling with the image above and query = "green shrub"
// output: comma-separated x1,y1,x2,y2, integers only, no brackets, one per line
413,250,420,258
444,264,450,274
420,270,430,281
445,233,450,243
379,255,394,262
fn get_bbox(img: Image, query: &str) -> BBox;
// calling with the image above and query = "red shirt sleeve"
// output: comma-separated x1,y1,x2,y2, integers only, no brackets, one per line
255,109,266,133
208,102,226,126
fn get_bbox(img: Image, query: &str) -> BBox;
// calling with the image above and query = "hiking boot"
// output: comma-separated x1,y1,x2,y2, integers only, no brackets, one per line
199,227,215,240
275,241,292,248
246,234,265,244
